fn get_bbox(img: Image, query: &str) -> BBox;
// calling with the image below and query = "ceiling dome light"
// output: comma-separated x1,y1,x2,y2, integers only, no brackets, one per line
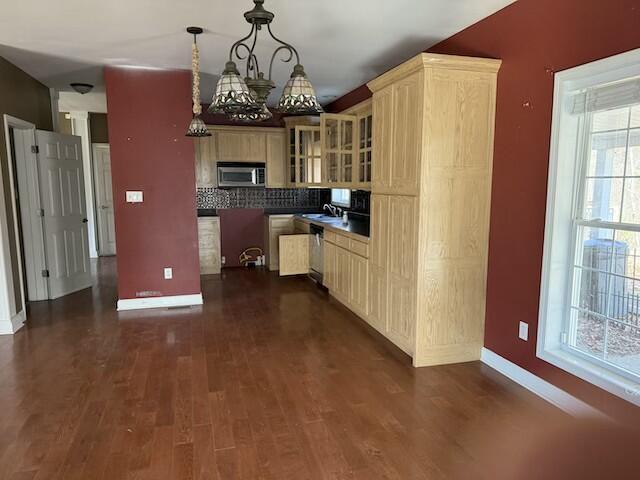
70,83,93,95
208,61,260,115
277,64,323,115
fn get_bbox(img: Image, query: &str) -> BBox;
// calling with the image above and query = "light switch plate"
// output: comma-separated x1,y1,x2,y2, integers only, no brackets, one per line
126,191,143,203
164,267,173,280
519,321,529,341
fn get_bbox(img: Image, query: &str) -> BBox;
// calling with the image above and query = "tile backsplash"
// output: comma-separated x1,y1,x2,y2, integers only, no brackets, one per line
196,187,371,214
197,187,330,209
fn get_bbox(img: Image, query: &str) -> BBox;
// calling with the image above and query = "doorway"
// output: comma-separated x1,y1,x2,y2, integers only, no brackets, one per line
92,144,116,256
2,114,93,311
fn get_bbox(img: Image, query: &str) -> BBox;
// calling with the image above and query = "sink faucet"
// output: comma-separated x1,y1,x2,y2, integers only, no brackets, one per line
323,204,337,217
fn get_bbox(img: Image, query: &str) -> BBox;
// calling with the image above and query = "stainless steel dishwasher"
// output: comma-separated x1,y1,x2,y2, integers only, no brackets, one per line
309,223,324,284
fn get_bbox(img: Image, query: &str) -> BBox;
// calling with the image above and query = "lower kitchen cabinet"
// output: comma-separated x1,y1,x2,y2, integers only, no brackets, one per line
349,253,368,318
324,230,369,323
197,217,221,275
334,245,351,304
265,215,295,271
323,241,337,290
279,234,310,276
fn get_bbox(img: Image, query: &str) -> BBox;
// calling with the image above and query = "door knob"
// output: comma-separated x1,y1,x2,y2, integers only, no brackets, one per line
82,218,88,223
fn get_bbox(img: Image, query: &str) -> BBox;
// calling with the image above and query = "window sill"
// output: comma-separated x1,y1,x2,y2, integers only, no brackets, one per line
537,346,640,407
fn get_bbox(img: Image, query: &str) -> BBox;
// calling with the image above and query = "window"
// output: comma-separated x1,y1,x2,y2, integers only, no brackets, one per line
539,49,640,405
330,188,351,208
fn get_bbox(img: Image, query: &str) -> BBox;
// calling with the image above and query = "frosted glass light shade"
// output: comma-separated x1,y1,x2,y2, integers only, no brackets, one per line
277,64,323,115
208,61,260,115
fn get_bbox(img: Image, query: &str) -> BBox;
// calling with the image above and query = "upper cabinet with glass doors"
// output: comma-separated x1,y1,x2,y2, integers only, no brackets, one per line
321,114,355,186
320,102,372,190
284,116,321,187
283,102,373,189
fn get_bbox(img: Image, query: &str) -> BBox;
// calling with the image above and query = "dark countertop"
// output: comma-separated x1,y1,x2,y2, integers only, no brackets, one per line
263,207,324,215
294,214,370,239
197,208,218,217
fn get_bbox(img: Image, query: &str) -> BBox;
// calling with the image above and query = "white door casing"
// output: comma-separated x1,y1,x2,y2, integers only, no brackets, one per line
36,130,92,299
92,144,116,256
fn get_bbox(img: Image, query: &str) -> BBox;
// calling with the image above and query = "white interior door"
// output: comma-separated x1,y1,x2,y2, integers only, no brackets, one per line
92,144,116,256
36,131,92,299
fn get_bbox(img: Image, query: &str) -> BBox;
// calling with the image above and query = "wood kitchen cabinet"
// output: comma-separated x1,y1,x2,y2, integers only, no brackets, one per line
217,130,265,162
194,132,218,188
197,216,221,275
264,215,295,271
284,116,320,187
320,114,356,186
266,131,286,188
279,234,310,276
323,229,369,320
366,53,501,366
192,126,286,188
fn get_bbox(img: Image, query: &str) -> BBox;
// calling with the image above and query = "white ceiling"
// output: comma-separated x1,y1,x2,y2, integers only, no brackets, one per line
0,0,515,109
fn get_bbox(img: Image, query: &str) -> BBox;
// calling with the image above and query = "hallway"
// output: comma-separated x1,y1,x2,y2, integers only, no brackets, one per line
0,259,562,479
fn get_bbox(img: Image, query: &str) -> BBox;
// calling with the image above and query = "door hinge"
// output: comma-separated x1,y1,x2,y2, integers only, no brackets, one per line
41,269,50,278
31,145,39,154
561,332,568,344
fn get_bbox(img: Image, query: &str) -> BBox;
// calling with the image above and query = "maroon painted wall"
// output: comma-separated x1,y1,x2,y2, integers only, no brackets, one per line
217,209,265,268
105,67,201,300
327,0,640,421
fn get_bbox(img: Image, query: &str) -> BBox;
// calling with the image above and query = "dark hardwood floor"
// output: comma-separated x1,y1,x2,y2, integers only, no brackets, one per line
0,258,564,479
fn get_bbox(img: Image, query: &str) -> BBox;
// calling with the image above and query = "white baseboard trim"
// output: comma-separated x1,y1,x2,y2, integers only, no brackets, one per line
481,347,608,419
117,293,203,312
0,310,26,335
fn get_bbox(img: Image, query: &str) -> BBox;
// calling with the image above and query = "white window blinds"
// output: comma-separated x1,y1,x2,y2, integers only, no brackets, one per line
571,76,640,114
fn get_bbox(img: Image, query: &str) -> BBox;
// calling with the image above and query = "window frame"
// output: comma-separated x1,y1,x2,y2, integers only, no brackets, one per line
538,48,640,406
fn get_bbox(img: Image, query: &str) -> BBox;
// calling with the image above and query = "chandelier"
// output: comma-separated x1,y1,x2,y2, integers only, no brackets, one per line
209,0,323,120
185,27,211,137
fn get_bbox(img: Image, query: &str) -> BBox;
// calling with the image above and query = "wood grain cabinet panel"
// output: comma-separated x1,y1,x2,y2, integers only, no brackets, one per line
266,131,286,188
194,132,217,188
366,53,501,366
279,234,310,276
334,246,351,304
371,85,393,191
349,253,368,318
197,217,221,275
217,131,266,162
265,215,295,271
323,241,337,290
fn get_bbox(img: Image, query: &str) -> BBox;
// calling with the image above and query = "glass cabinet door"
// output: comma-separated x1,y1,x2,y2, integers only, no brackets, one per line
358,113,373,184
296,126,322,185
321,114,356,185
288,127,296,184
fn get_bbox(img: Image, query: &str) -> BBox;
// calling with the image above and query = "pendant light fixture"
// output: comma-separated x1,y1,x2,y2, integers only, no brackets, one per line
186,27,211,137
209,0,323,119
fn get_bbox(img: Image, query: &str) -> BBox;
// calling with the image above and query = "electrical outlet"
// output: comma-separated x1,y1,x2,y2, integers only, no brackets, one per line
221,256,226,265
164,267,173,280
519,321,529,341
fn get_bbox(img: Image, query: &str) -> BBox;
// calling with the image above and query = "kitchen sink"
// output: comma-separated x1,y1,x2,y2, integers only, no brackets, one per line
300,214,341,222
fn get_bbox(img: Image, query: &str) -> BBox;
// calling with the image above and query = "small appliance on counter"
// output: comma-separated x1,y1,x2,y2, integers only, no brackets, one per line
217,162,265,187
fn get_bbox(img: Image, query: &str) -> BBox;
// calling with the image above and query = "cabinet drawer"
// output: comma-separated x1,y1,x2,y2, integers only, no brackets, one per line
324,230,337,244
349,239,369,258
334,233,350,249
270,216,294,229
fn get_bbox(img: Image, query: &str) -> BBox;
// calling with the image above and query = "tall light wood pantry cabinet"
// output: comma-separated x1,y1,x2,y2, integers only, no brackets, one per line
366,53,501,367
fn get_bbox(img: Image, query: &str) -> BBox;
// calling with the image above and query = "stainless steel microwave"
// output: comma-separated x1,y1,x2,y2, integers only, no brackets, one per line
217,162,265,187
